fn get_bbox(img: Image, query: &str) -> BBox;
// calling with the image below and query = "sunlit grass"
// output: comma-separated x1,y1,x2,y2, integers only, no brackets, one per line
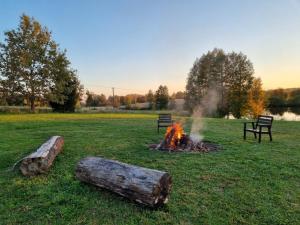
0,113,156,122
0,113,299,224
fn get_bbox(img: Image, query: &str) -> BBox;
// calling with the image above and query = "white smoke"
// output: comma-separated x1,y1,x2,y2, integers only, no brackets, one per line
190,88,219,143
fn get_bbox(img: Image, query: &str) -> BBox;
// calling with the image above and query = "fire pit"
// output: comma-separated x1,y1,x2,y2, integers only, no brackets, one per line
150,123,221,153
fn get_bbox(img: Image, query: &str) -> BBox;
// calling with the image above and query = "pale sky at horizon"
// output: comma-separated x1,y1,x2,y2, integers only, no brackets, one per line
1,0,300,96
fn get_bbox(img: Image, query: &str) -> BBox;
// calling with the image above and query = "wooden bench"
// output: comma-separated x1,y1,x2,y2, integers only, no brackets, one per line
243,115,273,143
157,114,174,133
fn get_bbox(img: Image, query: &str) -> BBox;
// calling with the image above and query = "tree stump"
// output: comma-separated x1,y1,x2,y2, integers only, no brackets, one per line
20,136,64,176
75,157,172,208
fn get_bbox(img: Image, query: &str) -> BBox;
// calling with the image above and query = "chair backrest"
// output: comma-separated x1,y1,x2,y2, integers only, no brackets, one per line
158,113,172,121
257,115,273,126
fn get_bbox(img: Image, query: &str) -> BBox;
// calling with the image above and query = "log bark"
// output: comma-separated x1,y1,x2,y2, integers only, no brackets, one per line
20,136,64,176
75,157,172,208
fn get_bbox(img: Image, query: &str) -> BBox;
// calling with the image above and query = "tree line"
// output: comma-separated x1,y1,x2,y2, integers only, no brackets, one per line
85,87,184,110
266,88,300,107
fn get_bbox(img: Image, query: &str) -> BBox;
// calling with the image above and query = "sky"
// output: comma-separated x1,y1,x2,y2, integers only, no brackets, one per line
1,0,300,96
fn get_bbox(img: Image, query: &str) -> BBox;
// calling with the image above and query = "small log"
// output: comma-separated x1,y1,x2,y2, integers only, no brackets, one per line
75,157,172,208
20,136,64,176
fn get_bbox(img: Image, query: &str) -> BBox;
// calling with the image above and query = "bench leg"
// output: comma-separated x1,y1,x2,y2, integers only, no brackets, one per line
258,127,262,143
268,128,272,141
157,125,159,133
243,129,246,140
254,132,257,139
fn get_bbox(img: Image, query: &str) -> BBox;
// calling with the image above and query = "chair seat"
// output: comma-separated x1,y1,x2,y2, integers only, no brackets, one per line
245,128,270,134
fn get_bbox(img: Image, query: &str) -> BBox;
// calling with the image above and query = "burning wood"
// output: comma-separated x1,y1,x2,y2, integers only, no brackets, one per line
151,123,220,152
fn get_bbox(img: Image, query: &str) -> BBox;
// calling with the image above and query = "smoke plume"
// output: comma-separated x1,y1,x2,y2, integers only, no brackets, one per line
190,88,219,143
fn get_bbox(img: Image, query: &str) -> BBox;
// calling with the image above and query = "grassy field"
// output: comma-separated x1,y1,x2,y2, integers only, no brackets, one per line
0,113,299,225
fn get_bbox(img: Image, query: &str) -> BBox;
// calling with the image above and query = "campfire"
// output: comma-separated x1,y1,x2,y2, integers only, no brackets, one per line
150,123,220,152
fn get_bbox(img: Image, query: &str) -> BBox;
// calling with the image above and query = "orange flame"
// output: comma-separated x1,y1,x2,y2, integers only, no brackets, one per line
165,123,184,149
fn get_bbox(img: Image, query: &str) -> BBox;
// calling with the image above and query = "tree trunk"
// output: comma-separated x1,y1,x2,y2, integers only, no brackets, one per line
30,95,35,112
20,136,64,176
75,157,172,208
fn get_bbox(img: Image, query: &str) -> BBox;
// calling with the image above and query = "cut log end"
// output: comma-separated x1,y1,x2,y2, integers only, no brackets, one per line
153,173,172,206
20,136,64,176
75,157,172,208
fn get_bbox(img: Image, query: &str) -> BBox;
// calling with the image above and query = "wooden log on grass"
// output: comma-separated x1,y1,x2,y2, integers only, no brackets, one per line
20,136,64,176
75,157,172,208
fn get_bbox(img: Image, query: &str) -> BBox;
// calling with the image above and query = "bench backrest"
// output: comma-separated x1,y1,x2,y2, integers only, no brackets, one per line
257,115,273,126
158,114,172,122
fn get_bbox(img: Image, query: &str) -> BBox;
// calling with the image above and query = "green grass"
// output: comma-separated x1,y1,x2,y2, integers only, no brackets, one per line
0,113,299,225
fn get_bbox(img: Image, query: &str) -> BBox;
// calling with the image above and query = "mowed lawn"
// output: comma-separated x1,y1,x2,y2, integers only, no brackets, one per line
0,113,299,225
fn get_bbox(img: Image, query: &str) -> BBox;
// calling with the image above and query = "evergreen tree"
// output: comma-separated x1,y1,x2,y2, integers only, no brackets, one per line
48,49,82,112
155,85,169,109
50,73,82,112
146,90,155,109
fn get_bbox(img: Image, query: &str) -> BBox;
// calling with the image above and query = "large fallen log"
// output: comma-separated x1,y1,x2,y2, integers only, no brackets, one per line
20,136,64,176
75,157,172,208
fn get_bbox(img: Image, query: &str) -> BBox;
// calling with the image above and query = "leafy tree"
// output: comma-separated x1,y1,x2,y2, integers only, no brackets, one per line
0,14,79,111
96,94,107,106
288,89,300,107
172,91,185,99
185,49,228,116
85,91,106,107
225,52,254,118
185,49,254,118
155,85,169,109
137,95,146,103
146,90,154,109
247,77,265,118
107,95,120,108
86,91,94,107
124,95,132,108
0,15,53,111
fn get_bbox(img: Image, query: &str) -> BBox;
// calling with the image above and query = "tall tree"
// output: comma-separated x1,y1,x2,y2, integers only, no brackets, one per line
172,91,185,99
85,91,106,107
247,77,265,118
97,94,107,106
49,71,83,112
107,95,120,108
146,90,154,109
185,49,227,116
155,85,169,110
185,49,254,118
0,14,76,111
225,52,254,118
86,91,94,107
48,48,82,112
